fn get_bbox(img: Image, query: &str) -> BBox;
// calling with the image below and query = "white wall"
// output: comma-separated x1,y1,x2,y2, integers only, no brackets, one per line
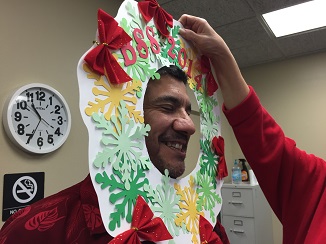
0,0,123,228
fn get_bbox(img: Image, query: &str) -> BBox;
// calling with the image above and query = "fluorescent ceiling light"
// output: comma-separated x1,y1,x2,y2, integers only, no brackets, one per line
262,0,326,37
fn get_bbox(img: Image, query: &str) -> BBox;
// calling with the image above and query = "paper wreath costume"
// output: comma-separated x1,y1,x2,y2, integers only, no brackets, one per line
77,0,225,243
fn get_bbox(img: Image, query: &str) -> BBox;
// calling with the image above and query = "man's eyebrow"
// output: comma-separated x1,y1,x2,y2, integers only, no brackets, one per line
151,95,192,112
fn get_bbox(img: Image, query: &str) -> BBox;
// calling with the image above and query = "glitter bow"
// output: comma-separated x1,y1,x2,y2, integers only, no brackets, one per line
138,0,173,37
199,215,223,244
109,196,172,243
200,55,218,96
84,9,132,84
212,136,228,179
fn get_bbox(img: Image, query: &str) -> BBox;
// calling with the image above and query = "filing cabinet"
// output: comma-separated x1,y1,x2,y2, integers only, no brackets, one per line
221,184,274,244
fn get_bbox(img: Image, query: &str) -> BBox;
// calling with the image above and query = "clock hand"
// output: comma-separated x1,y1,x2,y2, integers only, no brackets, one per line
30,103,54,128
31,103,42,121
30,120,41,139
41,118,54,128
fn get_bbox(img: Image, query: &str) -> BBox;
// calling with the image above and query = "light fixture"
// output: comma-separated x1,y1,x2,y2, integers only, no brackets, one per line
262,0,326,37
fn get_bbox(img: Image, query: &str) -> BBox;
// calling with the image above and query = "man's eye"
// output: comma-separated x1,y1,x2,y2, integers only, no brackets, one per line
161,105,174,112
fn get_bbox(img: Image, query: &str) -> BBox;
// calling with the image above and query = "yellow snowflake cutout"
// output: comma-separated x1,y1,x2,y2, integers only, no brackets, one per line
83,64,143,123
174,175,204,244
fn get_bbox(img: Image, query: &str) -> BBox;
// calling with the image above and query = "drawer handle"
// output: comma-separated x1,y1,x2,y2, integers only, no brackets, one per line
228,201,243,205
230,229,245,234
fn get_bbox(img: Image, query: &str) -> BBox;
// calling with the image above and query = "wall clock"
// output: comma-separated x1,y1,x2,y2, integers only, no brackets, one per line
3,83,71,154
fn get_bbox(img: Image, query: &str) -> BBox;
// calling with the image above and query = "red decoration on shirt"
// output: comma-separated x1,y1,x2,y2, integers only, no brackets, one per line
84,9,132,84
199,215,223,244
212,136,228,179
138,0,173,37
200,55,218,96
24,207,65,232
109,196,172,243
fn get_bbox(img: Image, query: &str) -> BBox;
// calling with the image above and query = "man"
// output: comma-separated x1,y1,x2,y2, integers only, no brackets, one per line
0,65,229,243
178,14,326,244
143,65,195,179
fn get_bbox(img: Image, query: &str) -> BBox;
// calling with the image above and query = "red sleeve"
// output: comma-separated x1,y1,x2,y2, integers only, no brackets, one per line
223,86,326,242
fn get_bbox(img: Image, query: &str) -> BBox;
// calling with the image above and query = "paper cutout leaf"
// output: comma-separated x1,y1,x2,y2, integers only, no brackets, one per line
195,171,221,223
174,176,203,244
144,169,181,237
107,166,149,231
199,139,219,178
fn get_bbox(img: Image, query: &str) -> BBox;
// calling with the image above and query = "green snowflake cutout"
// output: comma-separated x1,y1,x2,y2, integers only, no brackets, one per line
95,165,149,231
196,89,218,115
201,110,220,141
195,171,221,223
144,169,182,237
199,139,219,178
92,101,151,189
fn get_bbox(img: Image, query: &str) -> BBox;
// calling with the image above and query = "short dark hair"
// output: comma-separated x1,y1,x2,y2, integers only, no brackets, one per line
151,65,188,85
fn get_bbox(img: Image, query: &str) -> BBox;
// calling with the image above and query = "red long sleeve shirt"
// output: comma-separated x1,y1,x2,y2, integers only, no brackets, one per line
223,86,326,243
0,174,229,243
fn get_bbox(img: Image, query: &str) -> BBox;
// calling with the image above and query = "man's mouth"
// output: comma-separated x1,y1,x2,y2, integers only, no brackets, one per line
165,141,186,152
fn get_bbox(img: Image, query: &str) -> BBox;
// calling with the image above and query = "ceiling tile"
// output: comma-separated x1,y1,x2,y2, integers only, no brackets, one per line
246,0,312,14
277,28,326,57
159,0,255,27
216,17,271,49
232,38,284,68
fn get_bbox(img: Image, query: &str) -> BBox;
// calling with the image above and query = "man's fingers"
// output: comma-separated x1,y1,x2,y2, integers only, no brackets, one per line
179,28,197,43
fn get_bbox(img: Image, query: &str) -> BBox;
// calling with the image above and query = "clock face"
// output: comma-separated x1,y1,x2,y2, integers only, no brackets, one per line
3,83,71,154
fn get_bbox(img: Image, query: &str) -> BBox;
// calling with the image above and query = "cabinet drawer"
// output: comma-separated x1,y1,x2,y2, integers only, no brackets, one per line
221,187,254,217
222,215,255,244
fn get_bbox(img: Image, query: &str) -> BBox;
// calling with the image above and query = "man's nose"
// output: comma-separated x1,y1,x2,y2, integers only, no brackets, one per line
173,113,196,136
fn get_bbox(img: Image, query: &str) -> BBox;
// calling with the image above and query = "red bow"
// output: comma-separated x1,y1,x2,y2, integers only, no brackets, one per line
109,196,172,244
200,56,218,96
212,136,228,179
138,0,173,37
199,215,223,244
84,9,132,84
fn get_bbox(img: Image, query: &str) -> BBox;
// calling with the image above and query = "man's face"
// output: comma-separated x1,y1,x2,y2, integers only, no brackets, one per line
143,75,196,179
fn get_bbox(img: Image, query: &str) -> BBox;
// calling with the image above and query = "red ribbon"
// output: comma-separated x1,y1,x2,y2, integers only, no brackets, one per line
138,0,173,37
212,136,228,179
84,9,132,84
109,196,172,244
200,56,218,96
199,215,223,244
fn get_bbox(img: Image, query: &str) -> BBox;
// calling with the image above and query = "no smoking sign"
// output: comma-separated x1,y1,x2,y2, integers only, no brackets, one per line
2,172,44,221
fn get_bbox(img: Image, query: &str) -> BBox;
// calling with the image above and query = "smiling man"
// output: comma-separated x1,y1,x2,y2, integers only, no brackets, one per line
143,65,196,179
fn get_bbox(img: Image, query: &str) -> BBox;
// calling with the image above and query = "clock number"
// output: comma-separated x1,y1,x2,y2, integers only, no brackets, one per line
49,96,53,106
37,137,43,147
26,133,33,144
14,111,22,122
17,101,27,110
17,124,25,135
57,116,63,125
54,127,62,136
48,134,54,144
26,92,34,103
54,105,61,114
36,91,45,101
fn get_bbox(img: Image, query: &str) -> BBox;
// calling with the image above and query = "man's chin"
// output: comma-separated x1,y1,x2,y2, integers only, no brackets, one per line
166,162,185,179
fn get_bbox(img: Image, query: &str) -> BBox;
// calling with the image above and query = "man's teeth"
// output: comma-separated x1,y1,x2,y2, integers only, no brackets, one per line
166,142,183,150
